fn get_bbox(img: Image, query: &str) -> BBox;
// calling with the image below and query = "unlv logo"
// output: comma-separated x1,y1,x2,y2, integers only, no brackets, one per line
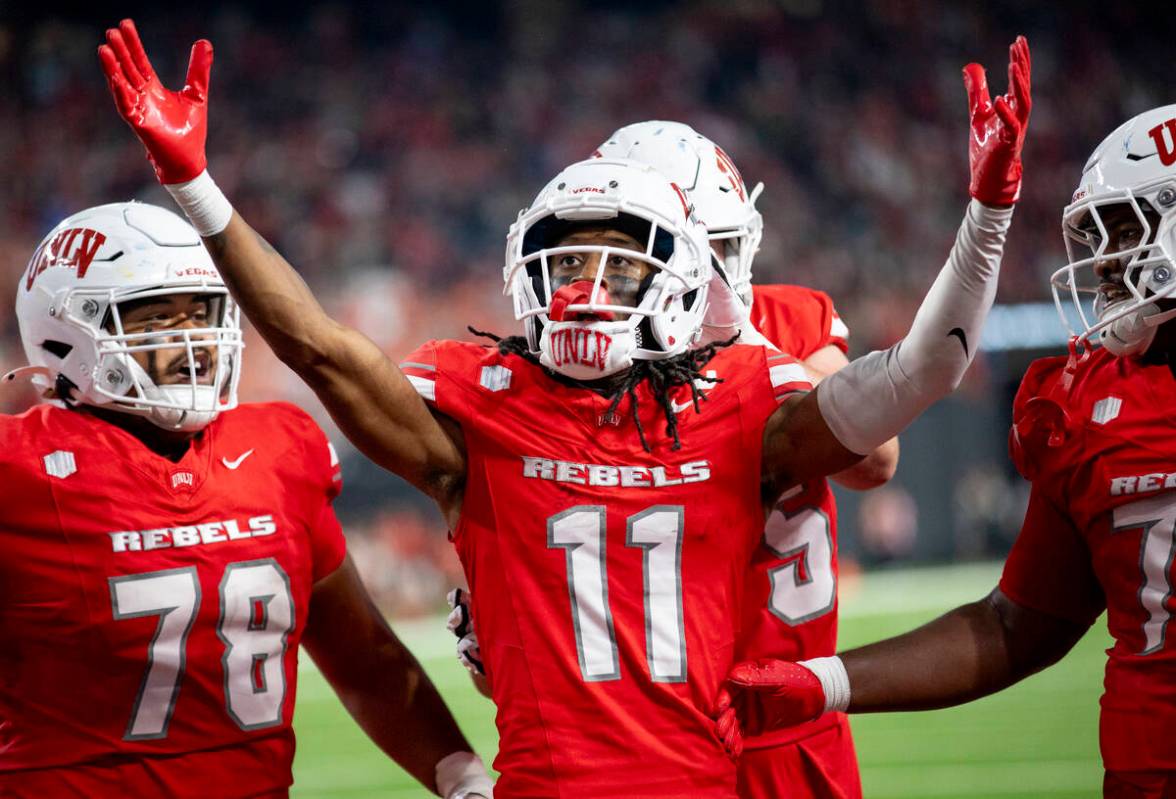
714,146,747,202
170,469,196,492
550,327,613,372
1148,119,1176,167
25,228,107,291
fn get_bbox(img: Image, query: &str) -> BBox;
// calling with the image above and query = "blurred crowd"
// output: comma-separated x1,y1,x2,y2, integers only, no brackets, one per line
1,0,1168,613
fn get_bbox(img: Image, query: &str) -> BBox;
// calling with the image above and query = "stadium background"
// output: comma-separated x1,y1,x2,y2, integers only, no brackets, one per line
0,2,1163,795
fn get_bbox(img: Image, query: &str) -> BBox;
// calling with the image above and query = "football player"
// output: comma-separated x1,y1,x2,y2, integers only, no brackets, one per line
99,20,1028,797
0,202,491,798
448,120,902,799
715,105,1176,798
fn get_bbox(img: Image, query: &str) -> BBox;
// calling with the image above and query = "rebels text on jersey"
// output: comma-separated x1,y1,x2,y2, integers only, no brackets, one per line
0,402,345,797
402,339,810,798
1002,346,1176,771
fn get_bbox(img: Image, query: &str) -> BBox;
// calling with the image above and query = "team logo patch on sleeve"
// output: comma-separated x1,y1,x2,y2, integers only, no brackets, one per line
480,365,512,392
43,450,77,479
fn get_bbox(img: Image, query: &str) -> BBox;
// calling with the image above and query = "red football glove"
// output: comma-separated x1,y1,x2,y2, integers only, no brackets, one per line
98,19,212,185
964,35,1032,207
713,659,826,759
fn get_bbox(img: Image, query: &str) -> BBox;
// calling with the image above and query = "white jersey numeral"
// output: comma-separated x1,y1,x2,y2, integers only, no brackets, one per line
1112,495,1176,655
548,507,618,681
764,506,836,625
110,560,295,740
628,507,687,682
110,568,200,739
217,560,295,729
549,505,686,683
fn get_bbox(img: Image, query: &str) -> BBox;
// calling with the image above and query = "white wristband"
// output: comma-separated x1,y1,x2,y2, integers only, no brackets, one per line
164,170,234,237
798,655,851,714
435,751,494,799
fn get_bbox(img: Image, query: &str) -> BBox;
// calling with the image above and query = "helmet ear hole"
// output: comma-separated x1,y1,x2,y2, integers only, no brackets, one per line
41,340,72,359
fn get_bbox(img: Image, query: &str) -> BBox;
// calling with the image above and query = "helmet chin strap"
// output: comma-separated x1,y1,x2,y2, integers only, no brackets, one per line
122,357,222,432
1099,301,1176,357
146,392,219,432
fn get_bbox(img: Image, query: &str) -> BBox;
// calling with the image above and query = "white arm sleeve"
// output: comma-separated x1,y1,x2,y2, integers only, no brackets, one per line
817,200,1014,455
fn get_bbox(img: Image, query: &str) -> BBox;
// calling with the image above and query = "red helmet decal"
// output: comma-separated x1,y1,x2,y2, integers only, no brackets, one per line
1148,119,1176,167
714,146,747,202
25,228,107,291
670,182,692,220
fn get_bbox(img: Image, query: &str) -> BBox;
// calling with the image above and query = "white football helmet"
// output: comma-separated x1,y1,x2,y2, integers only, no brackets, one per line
594,120,764,303
504,158,712,379
14,202,242,431
1051,105,1176,356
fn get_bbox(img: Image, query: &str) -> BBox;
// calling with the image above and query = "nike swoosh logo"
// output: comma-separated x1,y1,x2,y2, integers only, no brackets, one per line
670,399,695,414
221,449,255,470
947,327,969,357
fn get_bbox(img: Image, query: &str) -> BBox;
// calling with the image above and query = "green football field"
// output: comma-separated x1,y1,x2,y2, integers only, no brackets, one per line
290,562,1110,799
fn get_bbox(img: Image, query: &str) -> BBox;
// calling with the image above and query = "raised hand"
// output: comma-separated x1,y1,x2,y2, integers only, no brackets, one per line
964,35,1031,207
98,19,212,185
713,658,828,758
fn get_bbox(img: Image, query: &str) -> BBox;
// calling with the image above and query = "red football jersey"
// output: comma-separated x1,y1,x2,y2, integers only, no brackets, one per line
751,284,850,359
737,285,854,760
402,340,810,798
1001,347,1176,771
0,402,345,797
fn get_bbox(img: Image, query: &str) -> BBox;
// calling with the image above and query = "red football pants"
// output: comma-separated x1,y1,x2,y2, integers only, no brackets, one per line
737,714,861,799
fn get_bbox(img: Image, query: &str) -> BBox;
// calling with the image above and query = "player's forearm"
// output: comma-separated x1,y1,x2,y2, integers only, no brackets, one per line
841,587,1084,712
815,201,1013,456
305,560,474,792
831,437,899,490
201,212,342,372
841,596,1018,712
328,639,471,790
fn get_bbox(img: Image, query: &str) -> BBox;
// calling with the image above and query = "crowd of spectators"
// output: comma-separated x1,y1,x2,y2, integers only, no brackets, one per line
1,1,1168,613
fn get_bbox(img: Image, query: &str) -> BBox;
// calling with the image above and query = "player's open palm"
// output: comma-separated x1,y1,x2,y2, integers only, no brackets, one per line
964,35,1031,206
98,19,211,185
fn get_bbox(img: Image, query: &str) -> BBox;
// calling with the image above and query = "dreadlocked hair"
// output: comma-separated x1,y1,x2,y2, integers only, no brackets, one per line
468,326,737,453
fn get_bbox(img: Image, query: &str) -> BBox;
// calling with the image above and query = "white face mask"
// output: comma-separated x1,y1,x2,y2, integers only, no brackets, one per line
539,319,638,380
